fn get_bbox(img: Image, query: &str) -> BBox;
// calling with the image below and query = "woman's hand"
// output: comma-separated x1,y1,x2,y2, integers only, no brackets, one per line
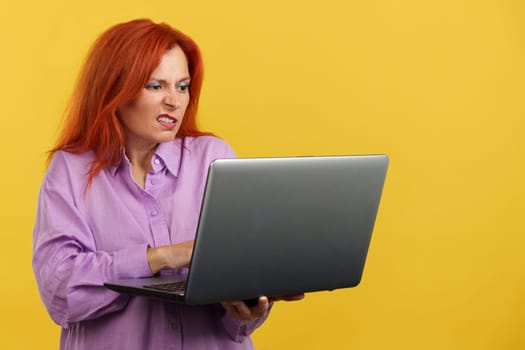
221,294,305,322
221,296,271,322
146,240,194,274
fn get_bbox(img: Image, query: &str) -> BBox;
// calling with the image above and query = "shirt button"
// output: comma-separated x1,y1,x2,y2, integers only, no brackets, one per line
154,159,160,165
150,179,156,185
170,322,179,330
151,210,158,216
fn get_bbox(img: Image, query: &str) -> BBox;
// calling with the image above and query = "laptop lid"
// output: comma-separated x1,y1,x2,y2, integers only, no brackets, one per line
184,154,388,304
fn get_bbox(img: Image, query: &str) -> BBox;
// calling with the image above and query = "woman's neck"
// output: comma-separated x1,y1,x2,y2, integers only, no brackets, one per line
125,142,158,188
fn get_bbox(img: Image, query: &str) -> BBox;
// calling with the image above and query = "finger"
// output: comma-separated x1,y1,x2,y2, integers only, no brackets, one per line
270,293,305,302
281,293,305,301
252,296,270,317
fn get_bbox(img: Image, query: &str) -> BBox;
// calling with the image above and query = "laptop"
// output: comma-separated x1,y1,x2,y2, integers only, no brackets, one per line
104,155,389,305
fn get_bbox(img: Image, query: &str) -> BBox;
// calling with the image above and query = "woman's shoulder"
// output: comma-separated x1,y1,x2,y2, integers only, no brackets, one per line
47,150,95,178
50,149,94,166
40,150,95,195
181,135,236,158
183,135,230,149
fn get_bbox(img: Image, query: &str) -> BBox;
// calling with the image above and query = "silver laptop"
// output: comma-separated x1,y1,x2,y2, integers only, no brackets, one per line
104,155,389,305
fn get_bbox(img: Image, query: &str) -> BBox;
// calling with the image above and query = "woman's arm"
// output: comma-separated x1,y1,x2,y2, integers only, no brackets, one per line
32,154,153,328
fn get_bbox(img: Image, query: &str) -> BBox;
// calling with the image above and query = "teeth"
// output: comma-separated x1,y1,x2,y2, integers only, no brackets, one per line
158,116,175,124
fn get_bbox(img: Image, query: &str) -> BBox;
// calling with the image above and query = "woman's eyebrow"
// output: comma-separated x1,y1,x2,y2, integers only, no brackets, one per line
149,76,191,83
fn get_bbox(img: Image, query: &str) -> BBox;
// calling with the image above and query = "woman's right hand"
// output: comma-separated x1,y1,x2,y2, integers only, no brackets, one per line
146,240,194,274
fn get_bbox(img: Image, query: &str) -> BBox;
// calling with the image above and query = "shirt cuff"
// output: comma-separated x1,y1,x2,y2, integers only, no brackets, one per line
113,243,152,279
220,303,273,342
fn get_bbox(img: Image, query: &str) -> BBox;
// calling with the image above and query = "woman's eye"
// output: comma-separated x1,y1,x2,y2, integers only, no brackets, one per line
177,81,190,92
146,82,162,90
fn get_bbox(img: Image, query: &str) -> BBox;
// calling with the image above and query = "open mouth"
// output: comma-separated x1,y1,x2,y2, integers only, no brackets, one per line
157,114,177,124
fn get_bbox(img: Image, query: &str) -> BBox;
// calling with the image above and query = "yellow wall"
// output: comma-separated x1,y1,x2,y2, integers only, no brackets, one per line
1,0,523,348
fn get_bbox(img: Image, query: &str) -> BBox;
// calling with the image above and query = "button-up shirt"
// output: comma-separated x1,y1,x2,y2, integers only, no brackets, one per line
33,136,269,350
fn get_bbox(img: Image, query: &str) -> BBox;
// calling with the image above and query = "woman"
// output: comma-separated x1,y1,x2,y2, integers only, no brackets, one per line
33,18,298,350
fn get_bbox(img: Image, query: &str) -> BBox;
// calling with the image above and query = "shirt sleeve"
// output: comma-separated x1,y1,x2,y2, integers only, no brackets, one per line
32,152,153,328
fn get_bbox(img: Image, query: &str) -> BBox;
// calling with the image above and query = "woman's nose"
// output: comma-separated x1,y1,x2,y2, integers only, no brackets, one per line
163,90,180,109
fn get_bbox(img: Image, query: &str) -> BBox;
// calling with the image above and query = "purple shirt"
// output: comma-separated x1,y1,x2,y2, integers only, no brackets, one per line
33,136,269,350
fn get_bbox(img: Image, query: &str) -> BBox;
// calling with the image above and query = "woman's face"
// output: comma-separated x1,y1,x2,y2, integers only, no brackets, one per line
118,45,190,151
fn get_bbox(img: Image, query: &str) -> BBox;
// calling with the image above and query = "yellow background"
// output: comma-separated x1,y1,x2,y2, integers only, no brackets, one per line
1,0,524,349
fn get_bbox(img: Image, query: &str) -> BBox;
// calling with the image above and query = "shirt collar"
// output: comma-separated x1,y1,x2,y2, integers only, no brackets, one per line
108,139,183,177
154,139,182,177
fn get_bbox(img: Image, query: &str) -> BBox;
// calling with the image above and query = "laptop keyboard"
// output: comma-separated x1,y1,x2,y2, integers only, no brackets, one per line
142,280,259,306
143,281,186,294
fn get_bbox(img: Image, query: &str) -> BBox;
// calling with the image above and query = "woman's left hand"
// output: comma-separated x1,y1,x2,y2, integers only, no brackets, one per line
221,296,271,322
221,294,305,322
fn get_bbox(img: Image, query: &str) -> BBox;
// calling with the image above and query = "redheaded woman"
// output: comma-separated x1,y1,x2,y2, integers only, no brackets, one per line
33,19,274,350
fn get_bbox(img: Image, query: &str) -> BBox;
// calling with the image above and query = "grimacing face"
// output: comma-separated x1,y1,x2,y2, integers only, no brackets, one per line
117,45,191,152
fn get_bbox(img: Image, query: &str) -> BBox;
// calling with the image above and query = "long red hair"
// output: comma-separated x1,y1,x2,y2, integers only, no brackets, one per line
50,19,210,186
